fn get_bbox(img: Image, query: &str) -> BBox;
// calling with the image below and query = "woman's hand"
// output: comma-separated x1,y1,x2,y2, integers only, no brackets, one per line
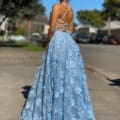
45,38,50,51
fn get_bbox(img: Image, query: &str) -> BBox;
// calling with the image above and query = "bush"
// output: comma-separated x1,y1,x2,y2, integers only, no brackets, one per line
13,27,26,35
0,30,5,35
22,43,45,51
0,35,4,41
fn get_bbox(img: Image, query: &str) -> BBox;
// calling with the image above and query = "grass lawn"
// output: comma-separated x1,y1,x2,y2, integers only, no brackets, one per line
22,43,46,51
0,36,4,41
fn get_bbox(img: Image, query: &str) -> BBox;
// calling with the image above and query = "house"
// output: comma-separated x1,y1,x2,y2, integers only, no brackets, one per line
14,15,49,42
32,15,48,34
102,20,120,39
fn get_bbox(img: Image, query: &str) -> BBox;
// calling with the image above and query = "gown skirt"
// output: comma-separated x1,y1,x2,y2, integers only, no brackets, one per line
19,30,96,120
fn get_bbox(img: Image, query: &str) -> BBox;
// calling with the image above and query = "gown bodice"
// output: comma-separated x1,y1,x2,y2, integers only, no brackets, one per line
56,7,71,32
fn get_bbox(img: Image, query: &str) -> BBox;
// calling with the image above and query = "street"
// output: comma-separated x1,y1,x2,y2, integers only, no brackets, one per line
80,44,120,120
0,45,120,120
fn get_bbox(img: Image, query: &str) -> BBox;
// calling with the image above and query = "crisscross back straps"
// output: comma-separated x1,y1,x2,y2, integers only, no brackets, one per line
60,7,70,20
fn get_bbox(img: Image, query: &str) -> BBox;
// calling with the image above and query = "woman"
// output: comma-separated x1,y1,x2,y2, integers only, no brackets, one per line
19,0,96,120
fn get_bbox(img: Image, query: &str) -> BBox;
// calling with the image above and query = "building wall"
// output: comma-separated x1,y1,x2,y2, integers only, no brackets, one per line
104,28,120,39
78,28,89,34
111,29,120,39
77,27,97,34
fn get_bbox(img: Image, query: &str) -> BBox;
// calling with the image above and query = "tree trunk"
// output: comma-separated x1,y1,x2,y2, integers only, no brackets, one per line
0,0,3,8
27,20,32,41
0,16,7,26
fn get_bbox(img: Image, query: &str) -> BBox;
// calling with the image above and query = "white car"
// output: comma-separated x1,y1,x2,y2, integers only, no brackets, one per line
10,35,26,41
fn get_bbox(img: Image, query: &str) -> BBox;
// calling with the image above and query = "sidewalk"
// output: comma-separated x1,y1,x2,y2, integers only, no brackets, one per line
87,71,120,120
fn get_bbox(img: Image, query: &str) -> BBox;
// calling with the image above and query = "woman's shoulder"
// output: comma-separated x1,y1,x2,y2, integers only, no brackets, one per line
52,3,60,10
51,3,73,13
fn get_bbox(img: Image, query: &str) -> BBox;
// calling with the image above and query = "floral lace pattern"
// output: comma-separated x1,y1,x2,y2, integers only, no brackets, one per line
19,31,96,120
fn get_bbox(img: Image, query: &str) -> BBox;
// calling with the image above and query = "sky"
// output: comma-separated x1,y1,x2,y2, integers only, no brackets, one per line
41,0,104,23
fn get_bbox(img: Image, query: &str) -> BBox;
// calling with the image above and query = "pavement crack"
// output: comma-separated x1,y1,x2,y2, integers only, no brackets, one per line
85,64,120,80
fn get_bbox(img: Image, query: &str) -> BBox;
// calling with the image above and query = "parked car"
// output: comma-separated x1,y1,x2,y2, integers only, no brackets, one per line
31,33,46,46
72,33,90,43
0,35,27,47
90,30,107,44
10,35,26,41
102,35,120,45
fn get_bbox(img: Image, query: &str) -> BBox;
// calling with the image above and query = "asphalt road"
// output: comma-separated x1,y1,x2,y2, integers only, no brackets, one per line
80,44,120,120
80,44,120,75
0,45,120,120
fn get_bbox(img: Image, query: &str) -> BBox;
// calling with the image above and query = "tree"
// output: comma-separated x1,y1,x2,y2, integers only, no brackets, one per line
102,0,120,20
16,0,45,20
77,9,104,28
0,0,3,8
0,0,45,25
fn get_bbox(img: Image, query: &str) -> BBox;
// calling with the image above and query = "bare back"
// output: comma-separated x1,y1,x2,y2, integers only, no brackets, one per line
47,2,74,45
58,3,73,23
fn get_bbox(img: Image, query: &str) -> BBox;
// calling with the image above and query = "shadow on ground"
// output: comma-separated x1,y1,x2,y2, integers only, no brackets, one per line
20,86,31,111
107,78,120,87
0,41,25,47
21,85,31,99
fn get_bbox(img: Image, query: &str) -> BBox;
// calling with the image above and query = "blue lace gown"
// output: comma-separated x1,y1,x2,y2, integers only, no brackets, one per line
19,8,96,120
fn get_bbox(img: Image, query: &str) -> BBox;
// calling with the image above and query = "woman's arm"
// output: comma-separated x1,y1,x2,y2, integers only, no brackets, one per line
68,19,74,34
68,10,74,34
46,4,59,47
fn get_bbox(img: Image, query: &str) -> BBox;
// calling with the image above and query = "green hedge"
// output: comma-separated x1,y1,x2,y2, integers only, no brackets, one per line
13,27,26,35
22,43,45,51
